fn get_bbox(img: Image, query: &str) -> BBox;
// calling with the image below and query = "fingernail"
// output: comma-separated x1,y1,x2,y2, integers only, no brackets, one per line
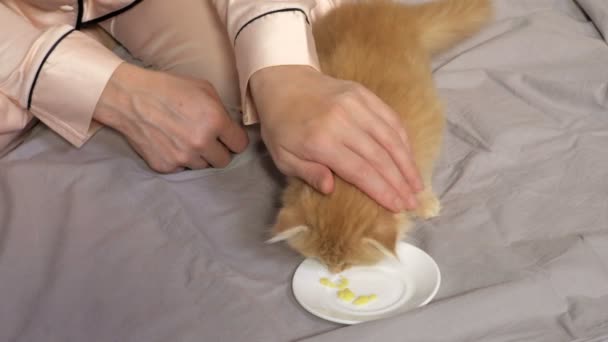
320,179,331,194
320,173,334,194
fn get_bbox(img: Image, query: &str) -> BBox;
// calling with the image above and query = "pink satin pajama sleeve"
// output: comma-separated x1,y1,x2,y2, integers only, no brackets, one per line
0,0,341,156
0,3,124,154
211,0,340,124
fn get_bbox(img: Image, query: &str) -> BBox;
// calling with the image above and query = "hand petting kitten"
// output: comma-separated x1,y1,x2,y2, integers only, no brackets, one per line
250,65,423,213
268,0,493,273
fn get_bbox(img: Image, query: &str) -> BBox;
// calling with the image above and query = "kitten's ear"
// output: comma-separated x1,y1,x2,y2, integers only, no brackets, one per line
363,238,399,260
266,207,308,244
266,225,309,244
364,226,399,260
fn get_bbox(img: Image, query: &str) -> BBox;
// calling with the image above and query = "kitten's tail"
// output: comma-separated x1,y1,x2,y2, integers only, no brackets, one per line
408,0,493,55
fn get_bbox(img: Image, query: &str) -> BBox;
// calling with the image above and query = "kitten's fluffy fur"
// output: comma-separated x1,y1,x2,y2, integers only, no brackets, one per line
269,0,492,272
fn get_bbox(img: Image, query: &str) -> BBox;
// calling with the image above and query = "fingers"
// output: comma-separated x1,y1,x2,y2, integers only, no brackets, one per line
355,106,424,194
274,140,407,213
185,156,209,170
358,89,411,151
113,71,250,174
342,122,419,209
200,140,232,168
203,108,247,167
276,148,335,194
189,93,248,168
203,83,249,154
324,145,409,213
218,118,249,154
357,91,424,193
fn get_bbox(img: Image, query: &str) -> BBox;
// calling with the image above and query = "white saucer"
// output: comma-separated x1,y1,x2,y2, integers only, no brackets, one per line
291,242,441,325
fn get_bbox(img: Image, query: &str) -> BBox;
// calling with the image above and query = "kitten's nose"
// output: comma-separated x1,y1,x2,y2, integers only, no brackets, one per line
328,263,346,274
328,266,339,274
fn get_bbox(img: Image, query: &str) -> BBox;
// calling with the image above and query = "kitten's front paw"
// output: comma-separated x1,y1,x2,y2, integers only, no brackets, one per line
413,191,441,219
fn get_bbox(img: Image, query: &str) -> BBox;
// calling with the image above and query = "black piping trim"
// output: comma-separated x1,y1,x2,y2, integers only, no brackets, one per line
234,8,309,44
75,0,84,29
80,0,143,27
28,29,75,110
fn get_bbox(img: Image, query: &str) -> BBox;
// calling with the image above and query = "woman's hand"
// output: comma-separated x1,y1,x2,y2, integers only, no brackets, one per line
93,63,249,172
250,65,423,213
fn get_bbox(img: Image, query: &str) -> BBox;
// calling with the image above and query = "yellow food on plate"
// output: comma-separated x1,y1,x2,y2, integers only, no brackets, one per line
319,277,336,288
337,288,356,302
319,276,377,306
353,294,378,306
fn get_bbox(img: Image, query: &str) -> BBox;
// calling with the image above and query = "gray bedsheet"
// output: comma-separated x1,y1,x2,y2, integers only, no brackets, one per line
1,0,607,341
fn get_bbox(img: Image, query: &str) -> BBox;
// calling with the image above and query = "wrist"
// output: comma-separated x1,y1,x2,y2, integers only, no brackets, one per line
93,63,138,131
250,65,319,93
249,65,320,120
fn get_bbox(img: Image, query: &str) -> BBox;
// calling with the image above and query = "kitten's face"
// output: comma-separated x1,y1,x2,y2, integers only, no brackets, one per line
268,180,406,273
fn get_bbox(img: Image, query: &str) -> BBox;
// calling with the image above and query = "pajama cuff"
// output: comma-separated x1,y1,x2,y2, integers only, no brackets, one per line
29,26,123,147
233,9,321,125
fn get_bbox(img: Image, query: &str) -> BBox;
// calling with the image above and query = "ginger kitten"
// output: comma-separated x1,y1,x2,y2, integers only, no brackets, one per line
268,0,492,273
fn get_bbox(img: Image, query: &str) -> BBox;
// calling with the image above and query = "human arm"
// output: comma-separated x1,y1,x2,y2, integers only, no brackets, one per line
0,3,123,148
211,0,423,212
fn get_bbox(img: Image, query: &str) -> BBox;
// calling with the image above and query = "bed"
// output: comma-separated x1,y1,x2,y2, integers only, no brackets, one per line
1,0,607,341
